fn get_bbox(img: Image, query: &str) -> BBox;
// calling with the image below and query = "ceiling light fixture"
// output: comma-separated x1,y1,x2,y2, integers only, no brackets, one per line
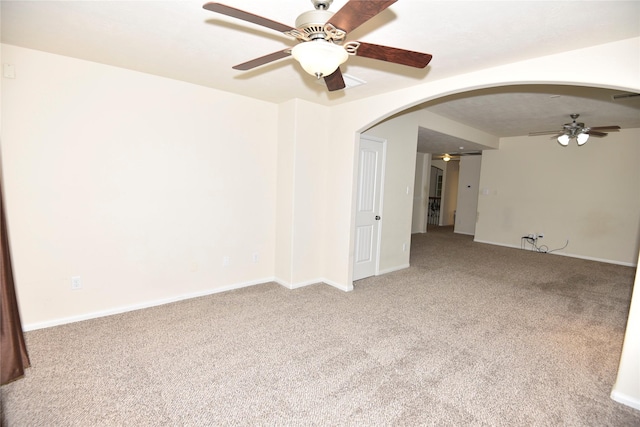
443,154,451,162
555,114,598,147
576,133,590,146
531,114,620,147
557,130,590,147
291,40,348,78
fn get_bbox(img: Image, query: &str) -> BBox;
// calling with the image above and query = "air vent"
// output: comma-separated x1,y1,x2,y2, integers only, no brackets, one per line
343,74,366,88
316,73,366,89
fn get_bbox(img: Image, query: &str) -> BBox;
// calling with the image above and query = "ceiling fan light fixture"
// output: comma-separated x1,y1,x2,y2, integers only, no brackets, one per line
291,40,348,78
557,134,570,146
443,154,451,162
577,132,590,146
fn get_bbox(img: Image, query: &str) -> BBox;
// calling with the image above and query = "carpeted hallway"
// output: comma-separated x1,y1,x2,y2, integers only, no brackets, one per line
2,228,639,426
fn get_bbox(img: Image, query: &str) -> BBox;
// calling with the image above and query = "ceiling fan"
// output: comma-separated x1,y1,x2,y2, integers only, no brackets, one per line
439,151,482,162
202,0,432,91
528,113,621,146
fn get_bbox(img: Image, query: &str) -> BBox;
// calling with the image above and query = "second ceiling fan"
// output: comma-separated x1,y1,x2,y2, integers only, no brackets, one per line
203,0,433,91
529,114,621,146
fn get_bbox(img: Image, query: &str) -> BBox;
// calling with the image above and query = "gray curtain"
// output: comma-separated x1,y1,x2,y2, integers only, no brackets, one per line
0,181,29,385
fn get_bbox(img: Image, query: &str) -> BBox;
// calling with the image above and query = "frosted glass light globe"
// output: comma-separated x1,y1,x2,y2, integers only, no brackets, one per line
291,41,348,78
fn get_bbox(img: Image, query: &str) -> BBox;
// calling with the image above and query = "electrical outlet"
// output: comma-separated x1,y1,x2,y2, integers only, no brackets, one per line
402,243,407,252
71,276,82,290
252,252,259,263
222,256,230,267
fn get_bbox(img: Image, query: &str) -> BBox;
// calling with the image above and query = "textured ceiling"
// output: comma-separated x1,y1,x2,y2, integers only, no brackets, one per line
417,85,640,155
2,1,639,154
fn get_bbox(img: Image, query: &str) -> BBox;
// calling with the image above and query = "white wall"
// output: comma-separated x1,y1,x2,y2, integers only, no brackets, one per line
274,101,296,284
612,250,640,410
411,152,430,234
455,156,482,235
1,45,279,328
275,99,330,288
441,160,459,226
475,131,640,265
363,111,420,273
418,110,500,150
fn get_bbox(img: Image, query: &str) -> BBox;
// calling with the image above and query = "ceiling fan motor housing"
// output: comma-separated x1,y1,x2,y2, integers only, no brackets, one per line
564,114,587,136
295,9,335,40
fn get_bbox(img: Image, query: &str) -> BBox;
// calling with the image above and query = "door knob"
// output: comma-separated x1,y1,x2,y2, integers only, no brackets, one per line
375,215,381,220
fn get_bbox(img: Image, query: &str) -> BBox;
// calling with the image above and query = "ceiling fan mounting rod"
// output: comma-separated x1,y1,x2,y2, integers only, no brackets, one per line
312,0,333,10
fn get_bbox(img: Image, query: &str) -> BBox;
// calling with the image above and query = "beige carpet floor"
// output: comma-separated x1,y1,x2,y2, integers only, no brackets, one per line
2,228,639,426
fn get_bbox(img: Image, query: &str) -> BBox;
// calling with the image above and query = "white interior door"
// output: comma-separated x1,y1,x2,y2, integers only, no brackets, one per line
353,136,384,281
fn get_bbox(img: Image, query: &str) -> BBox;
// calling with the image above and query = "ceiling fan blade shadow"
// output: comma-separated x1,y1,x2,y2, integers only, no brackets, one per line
354,42,432,68
232,49,291,70
324,68,346,91
328,0,397,34
203,2,295,33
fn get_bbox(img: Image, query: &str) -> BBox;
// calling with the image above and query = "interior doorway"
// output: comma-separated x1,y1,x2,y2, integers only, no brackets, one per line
353,135,386,281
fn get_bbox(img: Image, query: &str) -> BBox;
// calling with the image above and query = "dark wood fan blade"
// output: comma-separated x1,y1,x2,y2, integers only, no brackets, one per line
232,49,291,71
324,68,346,91
587,131,608,137
354,42,432,68
327,0,397,34
590,125,621,130
529,130,563,136
203,3,295,33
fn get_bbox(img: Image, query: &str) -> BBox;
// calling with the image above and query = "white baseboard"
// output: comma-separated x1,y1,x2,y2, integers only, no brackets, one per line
24,277,273,331
473,240,523,251
323,278,353,292
552,251,637,267
274,278,311,290
378,263,410,275
473,239,637,267
25,276,353,331
274,277,352,292
611,389,640,411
